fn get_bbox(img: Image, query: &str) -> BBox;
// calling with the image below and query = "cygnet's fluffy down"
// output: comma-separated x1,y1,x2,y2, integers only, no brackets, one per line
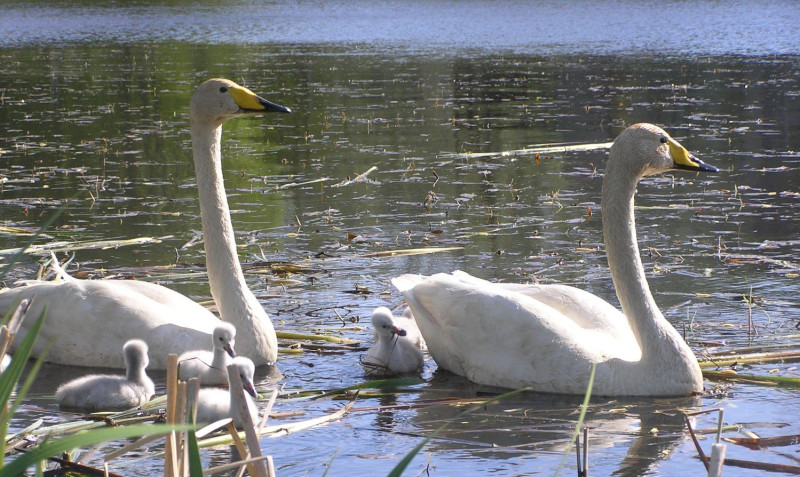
363,307,424,376
55,339,155,411
399,307,426,350
178,322,236,386
191,357,259,428
370,307,426,350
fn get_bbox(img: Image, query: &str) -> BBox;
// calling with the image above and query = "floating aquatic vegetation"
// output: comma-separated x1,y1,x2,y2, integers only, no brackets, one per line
0,237,167,257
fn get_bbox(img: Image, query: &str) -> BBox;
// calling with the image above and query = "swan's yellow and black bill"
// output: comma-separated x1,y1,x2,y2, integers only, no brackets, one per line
668,138,718,172
229,84,292,114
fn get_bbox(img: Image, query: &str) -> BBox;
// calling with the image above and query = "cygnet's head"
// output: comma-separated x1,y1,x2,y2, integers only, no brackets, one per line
123,339,149,370
190,78,291,125
371,307,407,339
609,123,717,178
213,322,237,358
230,357,257,398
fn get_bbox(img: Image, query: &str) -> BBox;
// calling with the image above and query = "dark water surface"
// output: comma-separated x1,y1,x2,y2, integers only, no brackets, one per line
1,1,800,476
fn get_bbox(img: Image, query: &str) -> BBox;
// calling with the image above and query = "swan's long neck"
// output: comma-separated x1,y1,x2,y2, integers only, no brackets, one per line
212,346,228,369
601,157,690,368
601,162,660,340
127,362,148,384
601,156,702,391
191,119,277,365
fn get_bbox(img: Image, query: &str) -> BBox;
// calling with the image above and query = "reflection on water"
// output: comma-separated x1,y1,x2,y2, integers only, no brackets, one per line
408,373,702,476
1,2,800,476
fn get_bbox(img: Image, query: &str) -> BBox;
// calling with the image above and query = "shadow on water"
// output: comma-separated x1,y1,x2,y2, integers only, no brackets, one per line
1,1,800,476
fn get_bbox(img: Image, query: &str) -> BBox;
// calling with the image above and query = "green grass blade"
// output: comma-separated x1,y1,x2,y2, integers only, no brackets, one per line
187,429,204,477
8,346,50,425
0,307,47,461
0,307,46,411
568,362,596,445
555,362,597,476
0,424,192,477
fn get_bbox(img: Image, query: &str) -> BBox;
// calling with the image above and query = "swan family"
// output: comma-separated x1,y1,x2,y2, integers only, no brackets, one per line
2,77,718,419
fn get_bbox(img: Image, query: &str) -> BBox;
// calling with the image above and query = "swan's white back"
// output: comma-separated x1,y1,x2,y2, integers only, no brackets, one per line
393,124,711,396
1,278,217,368
55,339,155,411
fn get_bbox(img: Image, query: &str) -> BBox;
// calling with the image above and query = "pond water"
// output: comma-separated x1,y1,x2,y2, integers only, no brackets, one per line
1,1,800,476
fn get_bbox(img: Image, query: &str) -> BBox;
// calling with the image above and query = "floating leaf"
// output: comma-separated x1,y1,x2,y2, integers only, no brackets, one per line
358,246,463,258
441,141,614,160
703,369,800,388
725,434,800,450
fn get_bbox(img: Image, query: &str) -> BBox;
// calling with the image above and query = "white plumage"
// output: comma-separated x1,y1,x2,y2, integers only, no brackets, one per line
363,307,424,375
178,322,237,386
393,124,715,396
0,79,290,369
191,357,259,428
55,339,154,411
399,307,426,350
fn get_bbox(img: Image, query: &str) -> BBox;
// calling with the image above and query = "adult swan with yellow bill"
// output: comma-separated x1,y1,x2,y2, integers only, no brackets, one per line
0,79,289,369
393,124,715,396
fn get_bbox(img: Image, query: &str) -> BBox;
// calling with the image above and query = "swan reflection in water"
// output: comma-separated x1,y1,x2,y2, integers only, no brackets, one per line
373,371,701,476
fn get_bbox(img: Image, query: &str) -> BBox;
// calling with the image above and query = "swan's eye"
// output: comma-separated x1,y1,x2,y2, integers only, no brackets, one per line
659,136,667,144
219,86,228,93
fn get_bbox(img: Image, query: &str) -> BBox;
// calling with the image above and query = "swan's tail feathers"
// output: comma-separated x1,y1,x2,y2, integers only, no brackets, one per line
390,274,425,293
47,252,76,282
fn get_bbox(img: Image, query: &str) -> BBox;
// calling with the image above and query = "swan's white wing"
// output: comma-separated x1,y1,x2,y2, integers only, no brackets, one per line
0,279,218,369
393,272,641,391
447,271,639,359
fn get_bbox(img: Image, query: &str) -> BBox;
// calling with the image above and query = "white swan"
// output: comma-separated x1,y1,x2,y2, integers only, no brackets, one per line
0,79,290,369
55,339,155,411
393,123,716,396
363,307,424,375
178,322,236,386
190,357,259,428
